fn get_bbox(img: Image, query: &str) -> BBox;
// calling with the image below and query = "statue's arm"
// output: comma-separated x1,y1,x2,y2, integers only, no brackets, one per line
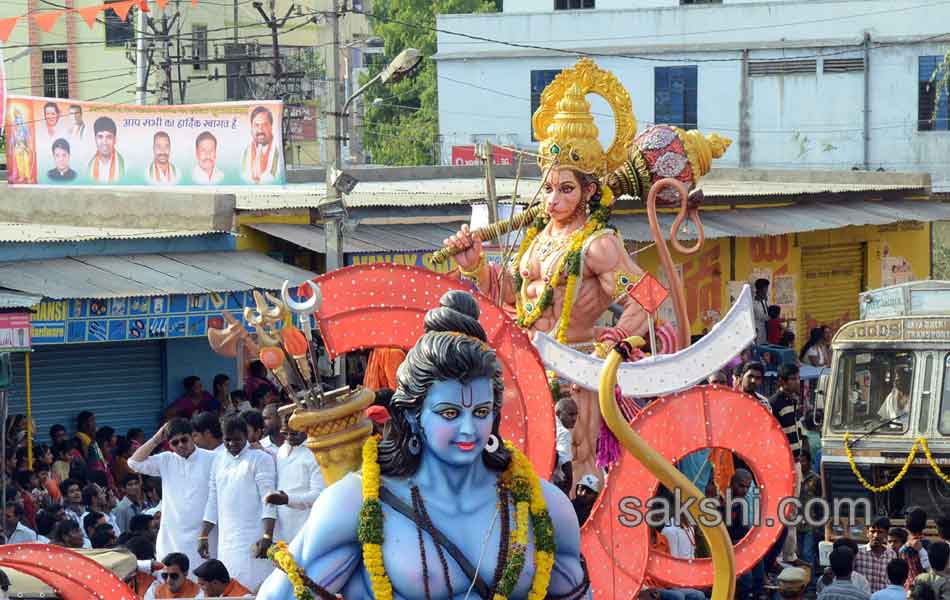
540,480,589,597
586,234,648,338
256,473,364,599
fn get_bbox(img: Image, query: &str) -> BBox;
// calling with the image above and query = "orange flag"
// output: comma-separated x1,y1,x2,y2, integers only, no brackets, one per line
0,16,17,42
110,0,135,21
78,5,103,28
138,0,150,12
155,0,168,6
34,10,63,33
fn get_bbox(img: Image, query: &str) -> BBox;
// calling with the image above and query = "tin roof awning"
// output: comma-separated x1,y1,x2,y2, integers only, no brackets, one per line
0,251,318,300
613,198,950,242
247,221,468,253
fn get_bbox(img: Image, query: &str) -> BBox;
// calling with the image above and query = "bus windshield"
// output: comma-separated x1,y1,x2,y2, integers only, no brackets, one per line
831,350,914,433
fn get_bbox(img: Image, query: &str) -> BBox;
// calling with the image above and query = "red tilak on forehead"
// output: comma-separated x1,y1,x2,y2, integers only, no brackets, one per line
460,386,473,408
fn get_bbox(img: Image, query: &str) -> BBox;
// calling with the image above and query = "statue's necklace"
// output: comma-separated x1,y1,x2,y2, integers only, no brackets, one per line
409,482,511,598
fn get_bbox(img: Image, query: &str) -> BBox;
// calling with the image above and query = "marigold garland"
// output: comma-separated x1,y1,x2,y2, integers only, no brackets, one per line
359,436,394,600
844,432,950,492
267,541,315,600
358,436,555,600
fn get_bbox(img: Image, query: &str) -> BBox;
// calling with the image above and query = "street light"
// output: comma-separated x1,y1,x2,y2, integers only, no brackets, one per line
322,45,423,387
341,48,423,115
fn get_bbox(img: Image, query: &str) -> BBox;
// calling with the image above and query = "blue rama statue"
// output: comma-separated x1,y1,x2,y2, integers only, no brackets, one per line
257,290,590,600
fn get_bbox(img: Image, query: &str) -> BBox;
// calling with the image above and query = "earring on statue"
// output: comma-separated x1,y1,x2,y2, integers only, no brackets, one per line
408,434,422,456
484,434,500,453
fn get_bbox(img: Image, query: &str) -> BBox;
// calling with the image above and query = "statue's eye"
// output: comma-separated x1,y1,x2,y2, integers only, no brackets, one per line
438,408,459,420
473,407,491,419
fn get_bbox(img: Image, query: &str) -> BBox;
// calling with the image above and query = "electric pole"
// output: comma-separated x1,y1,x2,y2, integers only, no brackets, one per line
252,0,296,91
323,0,346,385
136,7,147,104
323,0,345,274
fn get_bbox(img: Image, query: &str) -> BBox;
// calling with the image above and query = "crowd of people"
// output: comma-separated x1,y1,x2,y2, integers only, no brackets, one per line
2,365,323,599
2,316,949,600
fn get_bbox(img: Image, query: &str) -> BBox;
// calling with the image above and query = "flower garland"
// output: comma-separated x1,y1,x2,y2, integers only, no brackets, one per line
843,432,950,493
357,436,555,600
267,542,315,600
512,187,614,342
358,436,394,600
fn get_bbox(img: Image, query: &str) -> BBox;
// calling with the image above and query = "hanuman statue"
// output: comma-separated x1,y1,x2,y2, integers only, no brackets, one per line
444,58,729,490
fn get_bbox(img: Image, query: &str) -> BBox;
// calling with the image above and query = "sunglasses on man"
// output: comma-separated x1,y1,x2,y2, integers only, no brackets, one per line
161,572,181,581
169,436,190,448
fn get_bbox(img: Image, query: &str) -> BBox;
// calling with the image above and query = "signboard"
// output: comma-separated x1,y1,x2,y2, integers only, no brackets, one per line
6,96,285,186
860,286,906,319
346,251,458,274
30,291,269,345
451,145,514,166
0,313,31,351
837,317,950,343
286,101,318,142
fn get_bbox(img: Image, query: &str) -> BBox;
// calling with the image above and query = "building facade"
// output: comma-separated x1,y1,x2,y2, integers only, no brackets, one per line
435,0,950,192
1,0,373,166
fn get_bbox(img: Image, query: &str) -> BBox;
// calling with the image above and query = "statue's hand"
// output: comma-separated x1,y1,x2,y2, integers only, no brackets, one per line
443,225,483,272
594,325,628,345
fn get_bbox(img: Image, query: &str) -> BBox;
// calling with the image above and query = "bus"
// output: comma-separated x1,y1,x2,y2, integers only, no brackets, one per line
819,280,950,534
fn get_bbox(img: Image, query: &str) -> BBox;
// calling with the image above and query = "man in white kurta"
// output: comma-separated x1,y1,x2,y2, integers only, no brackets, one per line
264,416,324,542
128,419,216,575
200,417,277,592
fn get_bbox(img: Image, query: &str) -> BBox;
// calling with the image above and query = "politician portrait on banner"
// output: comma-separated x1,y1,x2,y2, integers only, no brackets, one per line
5,96,286,187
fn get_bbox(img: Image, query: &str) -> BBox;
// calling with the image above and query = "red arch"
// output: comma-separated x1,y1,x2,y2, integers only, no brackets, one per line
581,385,795,595
0,543,137,600
310,264,556,477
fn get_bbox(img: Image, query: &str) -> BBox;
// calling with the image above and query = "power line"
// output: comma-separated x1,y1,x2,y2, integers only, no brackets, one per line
355,7,950,65
435,0,950,45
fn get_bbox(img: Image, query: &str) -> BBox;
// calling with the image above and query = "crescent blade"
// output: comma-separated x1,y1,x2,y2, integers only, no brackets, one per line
532,285,756,396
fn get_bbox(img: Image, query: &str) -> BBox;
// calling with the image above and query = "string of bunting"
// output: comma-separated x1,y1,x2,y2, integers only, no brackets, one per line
0,0,200,43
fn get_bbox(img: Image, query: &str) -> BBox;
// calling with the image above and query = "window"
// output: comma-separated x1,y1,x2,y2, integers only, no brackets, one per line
105,1,134,47
655,66,697,130
555,0,594,9
192,25,208,70
919,55,949,131
830,350,914,434
225,44,252,100
939,354,950,434
42,50,69,98
530,69,559,141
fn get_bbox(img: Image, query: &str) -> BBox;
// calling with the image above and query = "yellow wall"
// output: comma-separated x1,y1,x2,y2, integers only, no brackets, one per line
630,222,932,338
235,212,310,252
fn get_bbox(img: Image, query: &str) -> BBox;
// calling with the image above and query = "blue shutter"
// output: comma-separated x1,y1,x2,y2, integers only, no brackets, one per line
7,341,165,443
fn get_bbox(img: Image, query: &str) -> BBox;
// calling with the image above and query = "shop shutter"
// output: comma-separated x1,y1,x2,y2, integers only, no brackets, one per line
6,341,164,443
799,244,865,341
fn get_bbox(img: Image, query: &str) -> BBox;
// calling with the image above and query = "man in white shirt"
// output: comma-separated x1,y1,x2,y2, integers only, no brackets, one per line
661,516,706,600
192,411,226,455
87,116,125,183
192,131,224,185
3,502,37,544
553,397,577,495
128,418,217,576
80,483,121,537
241,106,283,184
259,403,285,454
265,413,324,542
199,416,277,592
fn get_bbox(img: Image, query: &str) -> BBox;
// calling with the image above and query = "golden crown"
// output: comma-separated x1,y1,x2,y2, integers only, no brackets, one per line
532,58,637,178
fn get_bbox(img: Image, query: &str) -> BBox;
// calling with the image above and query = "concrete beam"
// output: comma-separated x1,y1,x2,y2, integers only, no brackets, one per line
0,185,236,231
